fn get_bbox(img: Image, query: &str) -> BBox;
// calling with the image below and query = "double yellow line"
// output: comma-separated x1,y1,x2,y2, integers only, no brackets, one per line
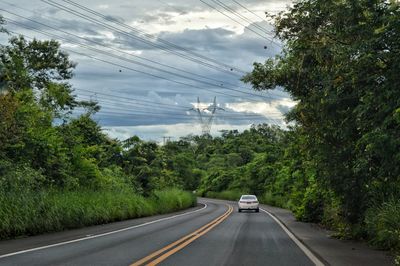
131,205,233,266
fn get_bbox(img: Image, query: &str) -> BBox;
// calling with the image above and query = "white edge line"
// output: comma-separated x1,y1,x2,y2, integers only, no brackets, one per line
0,203,207,259
260,208,325,266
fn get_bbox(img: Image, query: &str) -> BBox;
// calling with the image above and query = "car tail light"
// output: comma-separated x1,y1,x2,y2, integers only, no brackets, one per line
239,201,246,203
252,201,258,203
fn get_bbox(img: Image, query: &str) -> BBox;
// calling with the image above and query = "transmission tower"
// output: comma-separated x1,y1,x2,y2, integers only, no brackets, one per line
162,136,172,145
190,96,224,135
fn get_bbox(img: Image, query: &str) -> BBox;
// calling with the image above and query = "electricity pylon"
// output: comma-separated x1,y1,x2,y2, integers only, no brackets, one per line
162,136,172,145
190,97,224,135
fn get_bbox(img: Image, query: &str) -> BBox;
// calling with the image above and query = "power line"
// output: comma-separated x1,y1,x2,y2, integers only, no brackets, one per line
7,24,288,120
1,30,287,126
210,0,281,49
60,0,247,74
75,101,283,121
155,0,188,14
84,109,281,121
75,90,286,120
77,94,284,119
3,27,288,125
5,17,285,103
5,27,287,121
86,111,283,127
211,0,273,37
78,94,190,113
199,0,272,42
0,1,249,89
89,112,283,129
39,0,238,76
154,0,278,46
77,90,192,110
2,13,290,127
79,91,284,116
231,0,267,22
77,93,277,117
3,19,241,99
42,0,246,76
206,0,281,49
0,0,286,100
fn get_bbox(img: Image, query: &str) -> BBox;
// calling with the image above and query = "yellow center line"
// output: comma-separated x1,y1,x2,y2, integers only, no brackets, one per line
130,205,233,266
147,206,233,266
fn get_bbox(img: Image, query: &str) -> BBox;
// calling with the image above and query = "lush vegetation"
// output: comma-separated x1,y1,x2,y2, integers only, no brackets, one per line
242,0,399,258
159,0,400,259
0,188,194,239
0,21,196,240
0,0,399,261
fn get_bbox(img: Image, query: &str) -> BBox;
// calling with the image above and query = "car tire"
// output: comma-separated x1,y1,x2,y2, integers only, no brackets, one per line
238,208,242,213
256,208,259,213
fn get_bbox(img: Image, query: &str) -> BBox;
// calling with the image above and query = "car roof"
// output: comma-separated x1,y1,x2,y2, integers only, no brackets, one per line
240,194,257,198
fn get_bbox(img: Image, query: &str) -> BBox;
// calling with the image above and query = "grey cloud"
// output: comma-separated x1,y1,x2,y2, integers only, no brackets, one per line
3,0,293,132
158,27,235,51
140,12,175,24
275,104,291,114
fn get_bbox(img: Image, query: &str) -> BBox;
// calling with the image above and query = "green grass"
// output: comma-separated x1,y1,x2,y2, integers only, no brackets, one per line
0,188,196,240
365,199,400,261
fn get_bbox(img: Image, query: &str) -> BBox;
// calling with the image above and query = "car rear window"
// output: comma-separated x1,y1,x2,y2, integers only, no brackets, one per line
241,196,257,200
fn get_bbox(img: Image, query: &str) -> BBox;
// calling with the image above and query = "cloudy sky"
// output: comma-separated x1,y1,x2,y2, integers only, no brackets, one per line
0,0,294,142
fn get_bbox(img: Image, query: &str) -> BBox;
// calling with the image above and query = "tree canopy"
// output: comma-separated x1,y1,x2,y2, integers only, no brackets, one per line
243,0,400,224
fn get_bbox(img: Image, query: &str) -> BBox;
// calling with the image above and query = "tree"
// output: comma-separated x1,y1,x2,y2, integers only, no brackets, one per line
242,0,400,224
0,33,103,187
0,36,77,117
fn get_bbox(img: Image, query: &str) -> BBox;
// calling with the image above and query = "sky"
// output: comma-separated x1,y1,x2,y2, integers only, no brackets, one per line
0,0,294,142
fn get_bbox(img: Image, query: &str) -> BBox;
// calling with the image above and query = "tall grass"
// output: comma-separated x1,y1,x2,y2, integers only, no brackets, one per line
365,199,400,261
0,188,196,240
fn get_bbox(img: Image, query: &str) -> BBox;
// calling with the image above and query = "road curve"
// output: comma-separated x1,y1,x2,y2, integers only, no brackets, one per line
0,198,316,266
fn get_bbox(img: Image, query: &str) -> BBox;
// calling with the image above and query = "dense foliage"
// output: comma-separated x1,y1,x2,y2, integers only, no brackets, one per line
0,21,196,239
0,0,399,259
241,0,400,256
148,0,399,259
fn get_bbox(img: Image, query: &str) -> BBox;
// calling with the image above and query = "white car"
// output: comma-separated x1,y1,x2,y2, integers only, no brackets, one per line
238,195,259,212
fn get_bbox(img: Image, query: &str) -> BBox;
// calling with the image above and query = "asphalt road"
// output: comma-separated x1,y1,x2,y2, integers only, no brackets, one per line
0,198,318,266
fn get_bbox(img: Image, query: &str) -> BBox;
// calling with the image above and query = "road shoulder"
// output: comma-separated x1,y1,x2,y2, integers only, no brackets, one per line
200,197,393,266
260,203,394,266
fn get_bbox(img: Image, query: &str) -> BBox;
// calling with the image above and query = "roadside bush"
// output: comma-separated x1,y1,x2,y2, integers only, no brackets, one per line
0,188,196,240
293,180,324,223
0,160,45,192
97,166,141,193
365,199,400,254
260,191,289,209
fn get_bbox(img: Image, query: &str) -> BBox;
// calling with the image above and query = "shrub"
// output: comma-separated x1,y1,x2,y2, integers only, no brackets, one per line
293,180,324,223
365,199,400,254
260,191,289,209
0,160,45,192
